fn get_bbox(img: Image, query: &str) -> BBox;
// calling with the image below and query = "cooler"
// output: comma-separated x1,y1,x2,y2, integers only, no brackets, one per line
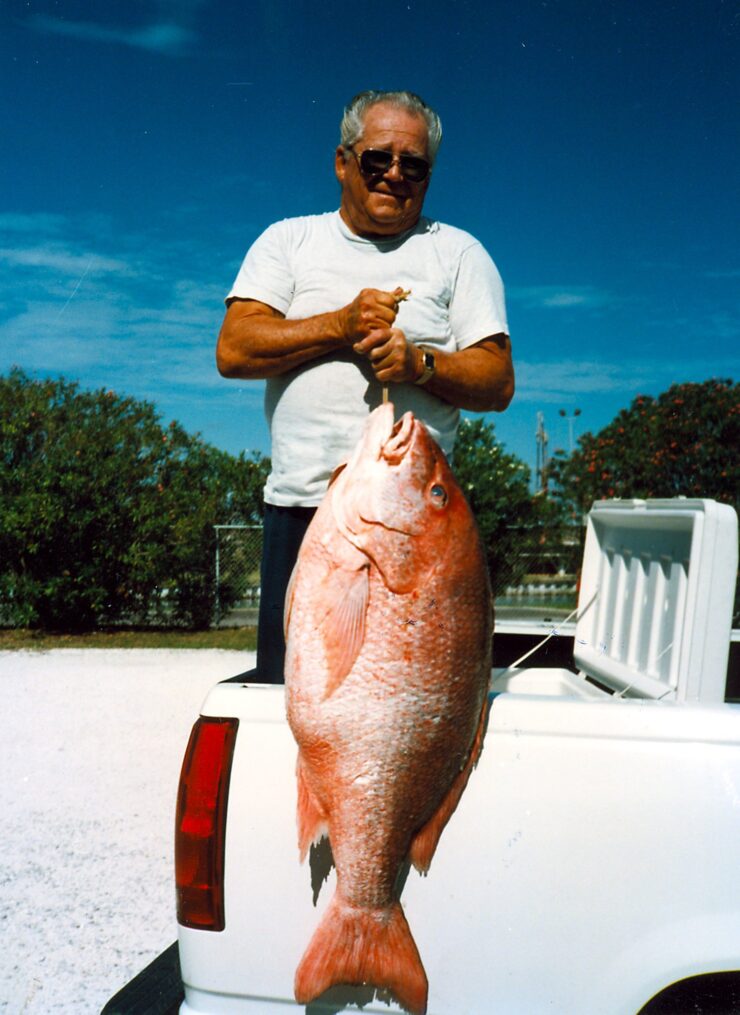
491,498,738,703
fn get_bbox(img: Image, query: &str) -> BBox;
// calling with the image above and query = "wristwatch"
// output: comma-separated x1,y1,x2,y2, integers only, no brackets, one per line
415,347,436,386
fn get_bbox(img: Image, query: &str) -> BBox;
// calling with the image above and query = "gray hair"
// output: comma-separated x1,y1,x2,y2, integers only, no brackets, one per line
340,90,443,164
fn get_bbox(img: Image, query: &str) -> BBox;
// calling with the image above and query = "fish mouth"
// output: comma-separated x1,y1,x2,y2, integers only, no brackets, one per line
381,412,415,465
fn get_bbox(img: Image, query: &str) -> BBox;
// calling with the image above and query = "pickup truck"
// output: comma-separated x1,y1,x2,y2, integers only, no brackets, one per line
104,498,740,1015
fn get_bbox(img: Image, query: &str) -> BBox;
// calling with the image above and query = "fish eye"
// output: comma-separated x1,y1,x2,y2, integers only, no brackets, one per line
429,483,448,508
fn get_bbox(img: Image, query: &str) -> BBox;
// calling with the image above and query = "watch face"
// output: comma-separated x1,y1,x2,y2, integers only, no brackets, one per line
416,348,435,384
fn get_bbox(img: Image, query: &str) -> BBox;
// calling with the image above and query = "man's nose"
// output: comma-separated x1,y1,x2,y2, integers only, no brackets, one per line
384,158,404,181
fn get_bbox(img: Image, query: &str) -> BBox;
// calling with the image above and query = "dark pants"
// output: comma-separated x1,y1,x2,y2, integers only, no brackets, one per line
256,503,317,683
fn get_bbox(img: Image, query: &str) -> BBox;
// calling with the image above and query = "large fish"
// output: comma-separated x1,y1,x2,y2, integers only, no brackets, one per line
284,402,492,1015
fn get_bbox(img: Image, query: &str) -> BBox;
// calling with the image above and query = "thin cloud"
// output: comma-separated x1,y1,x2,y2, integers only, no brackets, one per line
508,285,618,311
28,15,195,56
706,311,740,341
703,268,740,279
0,213,66,235
0,213,230,412
516,360,644,401
543,293,595,308
515,357,739,404
0,245,129,276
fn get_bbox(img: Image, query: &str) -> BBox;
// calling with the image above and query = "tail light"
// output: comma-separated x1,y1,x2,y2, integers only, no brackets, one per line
175,716,238,931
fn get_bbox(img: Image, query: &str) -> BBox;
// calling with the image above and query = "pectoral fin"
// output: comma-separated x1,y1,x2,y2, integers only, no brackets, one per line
321,565,369,698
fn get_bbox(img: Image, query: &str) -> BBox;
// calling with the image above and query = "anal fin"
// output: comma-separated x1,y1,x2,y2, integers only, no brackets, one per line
409,694,489,874
296,755,328,863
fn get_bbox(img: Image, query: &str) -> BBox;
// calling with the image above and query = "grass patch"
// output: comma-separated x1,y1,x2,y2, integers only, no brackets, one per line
0,627,258,651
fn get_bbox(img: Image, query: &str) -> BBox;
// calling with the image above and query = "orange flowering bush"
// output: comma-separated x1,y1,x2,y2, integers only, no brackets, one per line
549,379,739,518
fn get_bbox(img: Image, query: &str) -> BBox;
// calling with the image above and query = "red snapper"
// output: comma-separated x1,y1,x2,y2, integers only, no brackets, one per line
285,402,492,1015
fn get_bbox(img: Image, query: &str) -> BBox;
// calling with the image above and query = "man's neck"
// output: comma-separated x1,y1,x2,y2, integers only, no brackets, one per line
339,205,421,240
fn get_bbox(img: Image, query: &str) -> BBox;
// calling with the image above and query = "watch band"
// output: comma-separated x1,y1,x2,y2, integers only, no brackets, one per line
415,347,436,386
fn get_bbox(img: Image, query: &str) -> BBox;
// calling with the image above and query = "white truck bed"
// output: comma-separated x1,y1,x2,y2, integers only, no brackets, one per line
177,498,740,1014
179,680,740,1014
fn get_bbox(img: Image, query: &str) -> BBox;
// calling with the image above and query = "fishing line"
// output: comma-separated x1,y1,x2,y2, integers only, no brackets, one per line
383,287,411,405
54,256,93,321
501,587,600,672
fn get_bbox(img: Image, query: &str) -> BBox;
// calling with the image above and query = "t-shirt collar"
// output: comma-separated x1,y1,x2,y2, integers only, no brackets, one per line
333,210,428,248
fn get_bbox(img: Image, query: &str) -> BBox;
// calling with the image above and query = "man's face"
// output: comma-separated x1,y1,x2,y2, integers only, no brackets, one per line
336,102,431,238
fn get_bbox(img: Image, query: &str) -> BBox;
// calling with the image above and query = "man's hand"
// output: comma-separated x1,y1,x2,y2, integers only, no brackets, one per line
341,286,419,383
354,327,422,384
338,287,407,346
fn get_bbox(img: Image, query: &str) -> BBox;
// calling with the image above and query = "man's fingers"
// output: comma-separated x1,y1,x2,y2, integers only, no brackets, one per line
392,286,412,307
360,292,398,323
344,288,408,345
365,328,416,382
353,328,393,357
356,287,407,319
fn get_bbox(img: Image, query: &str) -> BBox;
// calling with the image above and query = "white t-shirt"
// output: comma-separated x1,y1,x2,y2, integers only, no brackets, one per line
227,211,508,507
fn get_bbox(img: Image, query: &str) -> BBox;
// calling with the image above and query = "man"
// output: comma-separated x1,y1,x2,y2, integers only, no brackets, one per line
217,90,514,682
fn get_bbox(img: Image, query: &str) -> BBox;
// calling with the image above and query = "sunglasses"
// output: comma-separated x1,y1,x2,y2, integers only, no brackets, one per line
348,147,431,184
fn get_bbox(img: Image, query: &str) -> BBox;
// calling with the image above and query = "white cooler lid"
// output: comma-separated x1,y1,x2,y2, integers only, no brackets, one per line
574,498,737,702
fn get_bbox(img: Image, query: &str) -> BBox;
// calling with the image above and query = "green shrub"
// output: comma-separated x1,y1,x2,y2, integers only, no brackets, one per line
0,369,269,630
451,417,556,596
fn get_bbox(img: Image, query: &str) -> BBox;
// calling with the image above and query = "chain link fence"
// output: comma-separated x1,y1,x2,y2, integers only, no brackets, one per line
213,522,584,625
490,523,583,611
213,525,263,624
212,521,739,628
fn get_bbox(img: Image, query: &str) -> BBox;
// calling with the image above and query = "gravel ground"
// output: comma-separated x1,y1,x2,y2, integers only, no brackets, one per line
0,648,256,1015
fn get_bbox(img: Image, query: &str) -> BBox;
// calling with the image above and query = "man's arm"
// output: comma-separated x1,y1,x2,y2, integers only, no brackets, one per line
216,289,404,379
354,330,515,413
419,334,514,412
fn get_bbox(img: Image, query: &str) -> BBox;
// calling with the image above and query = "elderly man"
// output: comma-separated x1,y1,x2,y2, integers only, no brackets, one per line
217,89,514,682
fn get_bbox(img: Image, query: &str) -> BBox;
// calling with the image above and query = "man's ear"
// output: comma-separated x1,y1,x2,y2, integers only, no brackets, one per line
334,145,347,183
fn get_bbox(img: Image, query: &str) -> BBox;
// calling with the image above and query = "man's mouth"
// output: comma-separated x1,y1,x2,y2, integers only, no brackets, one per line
369,182,408,196
369,189,407,204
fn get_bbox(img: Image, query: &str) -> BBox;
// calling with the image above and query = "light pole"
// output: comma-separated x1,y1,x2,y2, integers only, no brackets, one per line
535,411,549,493
559,408,581,454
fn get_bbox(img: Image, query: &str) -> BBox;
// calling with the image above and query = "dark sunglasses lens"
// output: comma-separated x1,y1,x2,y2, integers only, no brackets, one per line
358,150,430,182
399,156,430,182
359,150,393,175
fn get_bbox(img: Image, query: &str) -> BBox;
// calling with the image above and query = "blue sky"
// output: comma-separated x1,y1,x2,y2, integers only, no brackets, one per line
2,0,737,480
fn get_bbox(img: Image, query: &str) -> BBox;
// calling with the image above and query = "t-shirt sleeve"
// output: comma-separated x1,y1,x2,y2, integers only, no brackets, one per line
225,221,295,314
449,241,509,351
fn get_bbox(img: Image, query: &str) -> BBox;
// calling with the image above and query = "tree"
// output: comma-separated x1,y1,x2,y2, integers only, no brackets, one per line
549,379,740,518
0,369,269,630
451,418,555,597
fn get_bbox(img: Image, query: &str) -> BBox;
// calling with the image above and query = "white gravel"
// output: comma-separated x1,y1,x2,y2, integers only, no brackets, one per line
0,648,256,1015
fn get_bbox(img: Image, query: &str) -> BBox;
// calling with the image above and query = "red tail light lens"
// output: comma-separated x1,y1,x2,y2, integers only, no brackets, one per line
175,716,238,931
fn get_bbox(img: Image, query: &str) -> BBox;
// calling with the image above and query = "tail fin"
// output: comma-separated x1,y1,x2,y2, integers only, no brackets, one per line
294,894,428,1015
